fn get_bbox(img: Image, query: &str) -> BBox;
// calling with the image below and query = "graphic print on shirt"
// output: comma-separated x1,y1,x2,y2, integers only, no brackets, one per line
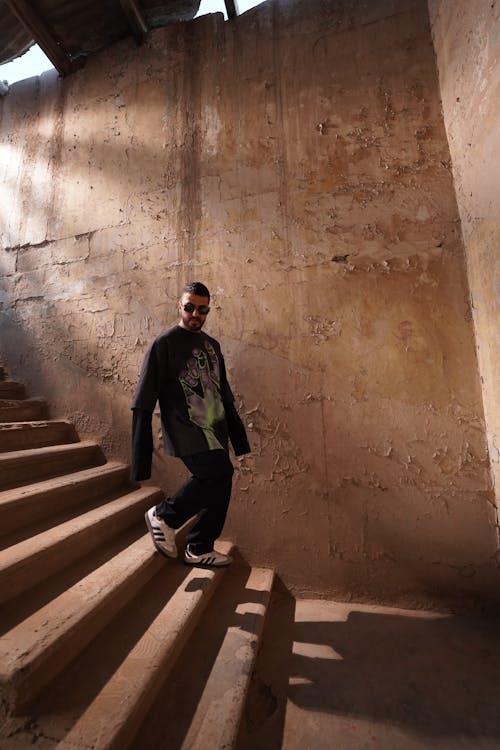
179,342,225,450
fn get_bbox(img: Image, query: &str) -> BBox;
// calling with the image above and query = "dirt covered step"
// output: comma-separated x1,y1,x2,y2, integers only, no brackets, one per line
0,381,25,399
0,420,79,453
0,529,165,713
56,542,235,750
0,441,106,491
179,566,274,750
136,561,275,750
0,485,162,604
0,461,130,538
0,397,48,422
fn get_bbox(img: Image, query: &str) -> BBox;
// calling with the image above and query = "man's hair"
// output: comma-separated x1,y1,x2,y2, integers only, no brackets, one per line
183,281,210,300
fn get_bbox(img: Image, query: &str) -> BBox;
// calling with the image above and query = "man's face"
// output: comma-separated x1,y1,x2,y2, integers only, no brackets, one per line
178,292,210,333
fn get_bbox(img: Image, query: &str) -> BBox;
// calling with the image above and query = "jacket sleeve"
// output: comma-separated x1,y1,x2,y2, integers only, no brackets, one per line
131,340,161,411
130,341,161,481
131,408,154,481
225,400,251,456
219,351,251,456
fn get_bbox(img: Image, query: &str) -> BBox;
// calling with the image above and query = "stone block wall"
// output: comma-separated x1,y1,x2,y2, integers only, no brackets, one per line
1,0,498,604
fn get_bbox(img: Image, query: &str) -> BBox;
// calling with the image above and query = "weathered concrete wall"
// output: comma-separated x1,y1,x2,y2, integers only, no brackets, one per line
1,0,498,605
429,0,500,529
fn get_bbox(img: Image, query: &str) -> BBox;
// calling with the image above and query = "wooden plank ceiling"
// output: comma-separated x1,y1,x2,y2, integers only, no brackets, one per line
0,0,237,76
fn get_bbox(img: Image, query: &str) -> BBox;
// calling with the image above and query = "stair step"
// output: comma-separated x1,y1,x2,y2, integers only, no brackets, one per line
0,397,48,422
56,542,234,750
0,486,161,604
0,462,130,537
0,381,25,399
0,441,106,491
0,530,165,711
0,420,79,453
181,566,275,750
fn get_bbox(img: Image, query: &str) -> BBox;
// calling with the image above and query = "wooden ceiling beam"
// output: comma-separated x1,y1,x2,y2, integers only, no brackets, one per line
5,0,80,76
120,0,149,44
224,0,237,20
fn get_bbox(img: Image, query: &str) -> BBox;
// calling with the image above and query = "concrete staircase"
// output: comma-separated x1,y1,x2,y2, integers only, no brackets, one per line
0,366,276,749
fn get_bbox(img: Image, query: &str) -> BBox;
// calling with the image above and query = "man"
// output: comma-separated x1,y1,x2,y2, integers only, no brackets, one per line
131,281,250,567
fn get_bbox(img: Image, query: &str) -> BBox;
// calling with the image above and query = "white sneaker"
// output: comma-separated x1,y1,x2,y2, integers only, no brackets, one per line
145,506,177,558
183,544,232,567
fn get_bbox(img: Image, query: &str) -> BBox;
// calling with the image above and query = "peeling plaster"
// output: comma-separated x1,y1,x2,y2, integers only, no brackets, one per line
0,0,498,604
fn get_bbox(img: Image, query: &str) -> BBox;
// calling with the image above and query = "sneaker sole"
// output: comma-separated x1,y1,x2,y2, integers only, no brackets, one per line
183,556,232,568
144,510,178,559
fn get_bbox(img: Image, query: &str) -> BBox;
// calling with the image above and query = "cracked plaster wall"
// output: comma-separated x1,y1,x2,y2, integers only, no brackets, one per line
429,0,500,530
0,0,498,605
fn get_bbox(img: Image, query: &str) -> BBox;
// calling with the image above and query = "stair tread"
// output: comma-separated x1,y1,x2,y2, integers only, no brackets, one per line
0,439,100,461
0,396,44,407
181,566,275,750
0,531,165,702
57,542,234,750
0,460,128,506
0,441,106,491
0,381,25,394
0,420,78,453
0,398,47,423
1,485,153,565
0,419,73,430
0,486,163,603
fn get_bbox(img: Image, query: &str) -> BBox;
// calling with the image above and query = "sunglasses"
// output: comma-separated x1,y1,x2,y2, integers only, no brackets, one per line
183,303,210,315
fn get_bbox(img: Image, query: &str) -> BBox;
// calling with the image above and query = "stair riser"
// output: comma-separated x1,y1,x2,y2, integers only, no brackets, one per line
0,466,130,537
0,446,105,491
0,422,79,453
181,568,275,750
0,401,48,422
0,497,155,604
0,383,25,399
58,550,233,750
5,552,165,713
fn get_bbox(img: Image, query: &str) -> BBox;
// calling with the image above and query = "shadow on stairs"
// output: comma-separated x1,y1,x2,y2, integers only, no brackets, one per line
3,367,500,750
0,365,285,750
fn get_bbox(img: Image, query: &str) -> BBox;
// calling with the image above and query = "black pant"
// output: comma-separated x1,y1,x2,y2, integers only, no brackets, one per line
155,449,234,554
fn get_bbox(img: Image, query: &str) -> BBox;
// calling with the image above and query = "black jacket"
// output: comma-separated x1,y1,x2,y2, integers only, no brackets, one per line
131,325,250,481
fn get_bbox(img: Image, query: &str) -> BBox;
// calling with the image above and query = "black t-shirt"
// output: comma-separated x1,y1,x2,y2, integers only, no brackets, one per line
132,325,234,457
